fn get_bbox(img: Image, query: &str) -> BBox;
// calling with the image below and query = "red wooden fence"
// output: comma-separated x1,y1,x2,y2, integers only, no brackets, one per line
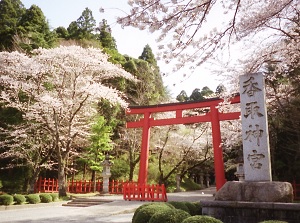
123,182,167,202
34,178,124,194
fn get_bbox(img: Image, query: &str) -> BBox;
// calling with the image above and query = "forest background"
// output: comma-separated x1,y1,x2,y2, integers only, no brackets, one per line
0,0,299,196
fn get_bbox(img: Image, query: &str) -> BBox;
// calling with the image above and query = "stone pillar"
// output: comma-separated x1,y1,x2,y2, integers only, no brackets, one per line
176,174,181,192
206,173,210,188
199,171,204,188
234,163,245,181
239,72,272,181
101,155,112,194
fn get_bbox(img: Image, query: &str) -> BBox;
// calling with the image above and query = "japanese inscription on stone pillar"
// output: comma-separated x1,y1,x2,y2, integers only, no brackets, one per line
239,73,272,181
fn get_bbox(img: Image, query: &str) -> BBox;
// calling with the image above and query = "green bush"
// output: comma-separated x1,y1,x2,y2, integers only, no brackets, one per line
183,202,199,216
182,215,224,223
167,201,190,213
132,202,174,223
258,221,288,223
13,194,26,205
0,194,14,205
149,208,191,223
50,193,59,202
192,202,202,215
39,193,53,203
133,203,173,223
26,194,41,204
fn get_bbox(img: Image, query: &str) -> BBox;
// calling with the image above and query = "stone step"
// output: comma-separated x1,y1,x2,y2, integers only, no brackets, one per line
62,197,111,207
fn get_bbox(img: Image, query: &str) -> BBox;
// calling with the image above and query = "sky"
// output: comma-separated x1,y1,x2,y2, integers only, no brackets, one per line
22,0,222,98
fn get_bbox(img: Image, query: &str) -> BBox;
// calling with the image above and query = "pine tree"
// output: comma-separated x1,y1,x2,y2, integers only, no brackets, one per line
139,44,157,66
76,7,96,39
17,4,56,51
0,0,25,51
98,19,117,50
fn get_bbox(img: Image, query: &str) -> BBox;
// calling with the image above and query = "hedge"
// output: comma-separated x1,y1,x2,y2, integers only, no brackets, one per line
0,194,14,205
13,194,26,205
182,215,224,223
26,194,41,204
132,203,173,223
149,208,191,223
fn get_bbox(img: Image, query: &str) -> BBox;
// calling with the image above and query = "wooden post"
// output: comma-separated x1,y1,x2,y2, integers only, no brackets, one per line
210,105,226,190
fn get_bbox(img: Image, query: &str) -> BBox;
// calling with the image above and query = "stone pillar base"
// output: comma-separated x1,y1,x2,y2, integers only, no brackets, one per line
215,181,293,202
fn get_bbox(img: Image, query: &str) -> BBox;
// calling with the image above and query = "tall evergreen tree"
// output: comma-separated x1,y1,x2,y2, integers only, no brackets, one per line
0,0,25,51
76,7,96,39
17,5,56,51
139,44,157,66
98,19,117,50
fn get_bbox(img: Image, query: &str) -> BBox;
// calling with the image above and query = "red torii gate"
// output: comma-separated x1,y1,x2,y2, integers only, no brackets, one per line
126,95,240,190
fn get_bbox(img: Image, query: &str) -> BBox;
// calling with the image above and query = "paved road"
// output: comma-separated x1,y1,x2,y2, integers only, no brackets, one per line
0,187,215,223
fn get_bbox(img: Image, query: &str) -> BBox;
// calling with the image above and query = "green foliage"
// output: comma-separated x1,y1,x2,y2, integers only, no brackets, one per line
181,215,224,223
76,7,96,39
177,86,214,102
167,201,190,213
181,177,202,191
17,4,56,51
49,193,59,202
13,194,26,204
139,44,157,66
98,19,117,50
26,194,41,204
183,202,200,216
176,90,189,102
39,193,53,203
54,26,68,38
0,194,14,205
149,208,191,223
110,156,130,180
192,202,202,215
0,0,25,51
132,203,174,223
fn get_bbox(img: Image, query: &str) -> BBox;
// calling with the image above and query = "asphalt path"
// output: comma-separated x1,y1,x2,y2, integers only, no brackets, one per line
0,187,216,223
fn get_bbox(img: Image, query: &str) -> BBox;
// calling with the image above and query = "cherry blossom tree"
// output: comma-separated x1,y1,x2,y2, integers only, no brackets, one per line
115,0,298,75
0,45,135,196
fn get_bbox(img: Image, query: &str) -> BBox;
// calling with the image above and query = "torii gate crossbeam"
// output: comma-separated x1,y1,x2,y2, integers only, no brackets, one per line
126,95,240,190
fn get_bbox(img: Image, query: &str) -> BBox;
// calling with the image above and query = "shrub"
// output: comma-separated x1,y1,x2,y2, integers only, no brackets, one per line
133,203,173,223
258,221,288,223
167,201,190,213
149,208,191,223
50,193,59,202
182,215,224,223
132,202,174,223
192,202,202,215
39,193,53,203
13,194,26,205
26,194,41,204
0,194,14,205
182,202,200,216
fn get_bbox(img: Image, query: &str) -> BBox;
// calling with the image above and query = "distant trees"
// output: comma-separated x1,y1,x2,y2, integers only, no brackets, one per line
0,0,25,51
176,86,215,102
0,1,56,52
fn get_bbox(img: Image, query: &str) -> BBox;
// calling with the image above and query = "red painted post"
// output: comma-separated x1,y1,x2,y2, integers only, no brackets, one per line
210,105,226,190
138,112,151,185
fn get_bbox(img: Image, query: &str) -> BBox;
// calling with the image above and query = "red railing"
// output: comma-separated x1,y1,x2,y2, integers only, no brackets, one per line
34,178,124,194
292,180,300,200
123,182,168,202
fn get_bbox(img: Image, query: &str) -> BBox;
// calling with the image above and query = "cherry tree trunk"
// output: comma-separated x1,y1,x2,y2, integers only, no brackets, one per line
58,157,67,197
28,167,41,193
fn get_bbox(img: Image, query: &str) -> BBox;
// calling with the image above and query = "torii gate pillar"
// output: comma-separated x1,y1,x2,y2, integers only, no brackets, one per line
126,95,240,190
210,105,226,189
138,112,151,185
